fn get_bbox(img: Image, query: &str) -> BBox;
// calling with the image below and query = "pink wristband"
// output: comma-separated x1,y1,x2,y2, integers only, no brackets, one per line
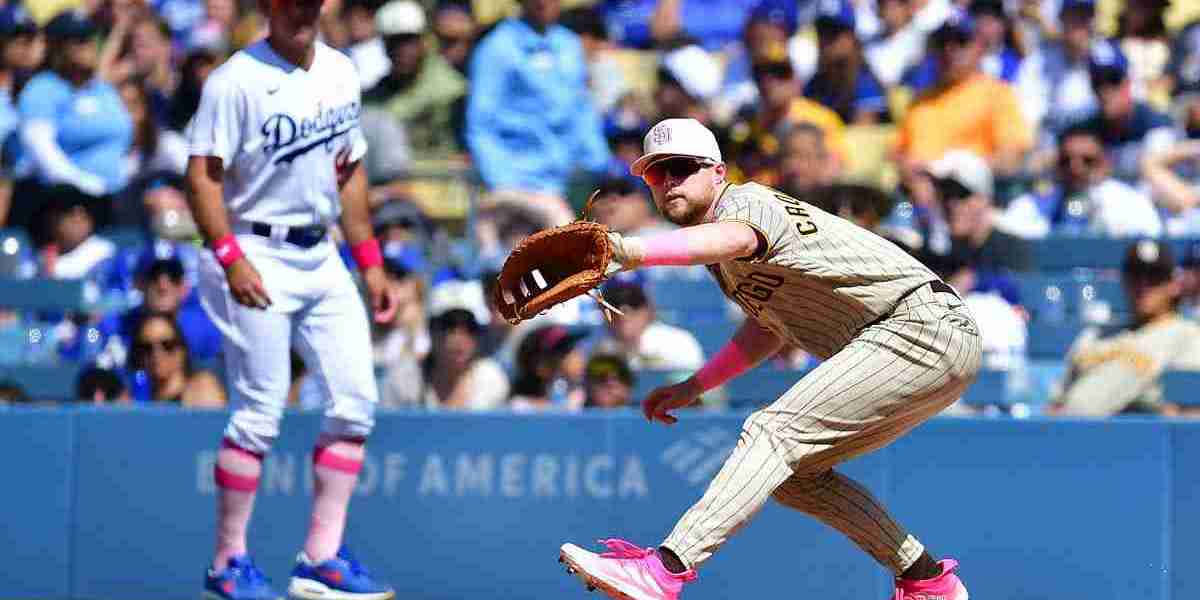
351,238,384,271
212,234,244,269
693,339,754,392
641,230,694,266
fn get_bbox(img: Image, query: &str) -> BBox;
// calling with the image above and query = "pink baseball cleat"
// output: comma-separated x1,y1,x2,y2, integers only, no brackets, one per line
892,559,969,600
558,539,697,600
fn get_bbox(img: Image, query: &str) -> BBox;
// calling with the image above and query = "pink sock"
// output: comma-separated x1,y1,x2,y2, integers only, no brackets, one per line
213,439,263,572
303,437,365,563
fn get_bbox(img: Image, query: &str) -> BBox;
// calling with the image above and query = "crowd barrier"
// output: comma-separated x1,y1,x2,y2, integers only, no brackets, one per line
3,408,1198,600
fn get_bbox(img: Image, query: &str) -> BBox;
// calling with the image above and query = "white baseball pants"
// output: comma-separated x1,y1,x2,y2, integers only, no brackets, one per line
199,232,378,454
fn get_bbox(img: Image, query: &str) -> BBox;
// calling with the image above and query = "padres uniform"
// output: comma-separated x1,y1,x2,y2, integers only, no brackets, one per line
187,40,377,453
1056,315,1200,415
661,181,983,572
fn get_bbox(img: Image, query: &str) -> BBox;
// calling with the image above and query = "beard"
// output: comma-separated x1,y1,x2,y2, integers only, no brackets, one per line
659,194,709,226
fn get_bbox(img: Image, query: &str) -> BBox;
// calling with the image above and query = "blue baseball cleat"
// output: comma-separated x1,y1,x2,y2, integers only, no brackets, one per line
203,555,282,600
287,546,394,600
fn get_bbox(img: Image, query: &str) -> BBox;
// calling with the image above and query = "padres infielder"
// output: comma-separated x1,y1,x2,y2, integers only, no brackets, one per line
559,118,982,600
186,1,395,599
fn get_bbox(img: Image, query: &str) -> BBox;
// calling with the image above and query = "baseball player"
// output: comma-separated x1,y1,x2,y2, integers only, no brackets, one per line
185,1,395,599
558,118,983,600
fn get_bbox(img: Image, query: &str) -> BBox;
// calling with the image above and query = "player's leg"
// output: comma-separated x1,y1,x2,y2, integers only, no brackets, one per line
198,257,293,599
559,286,980,600
661,287,980,572
288,259,392,600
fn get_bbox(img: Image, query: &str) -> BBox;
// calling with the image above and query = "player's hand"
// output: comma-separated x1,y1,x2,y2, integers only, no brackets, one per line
225,258,273,309
642,378,703,426
363,266,399,323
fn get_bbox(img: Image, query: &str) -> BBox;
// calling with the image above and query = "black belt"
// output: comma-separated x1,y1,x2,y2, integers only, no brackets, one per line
863,280,961,331
249,222,327,248
926,280,960,299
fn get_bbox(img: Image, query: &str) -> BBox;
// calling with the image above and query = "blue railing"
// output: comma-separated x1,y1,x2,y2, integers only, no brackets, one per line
3,408,1199,600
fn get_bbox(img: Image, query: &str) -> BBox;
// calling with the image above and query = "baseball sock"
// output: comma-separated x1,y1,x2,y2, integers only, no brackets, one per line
772,470,928,577
212,439,264,572
901,551,944,580
303,437,365,563
656,547,688,574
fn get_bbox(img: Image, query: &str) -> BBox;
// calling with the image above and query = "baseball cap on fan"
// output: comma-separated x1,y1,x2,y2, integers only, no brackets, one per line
377,0,427,36
630,119,723,177
926,150,993,199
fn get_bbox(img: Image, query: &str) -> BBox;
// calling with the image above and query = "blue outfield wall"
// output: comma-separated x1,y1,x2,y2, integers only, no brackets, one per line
4,408,1199,600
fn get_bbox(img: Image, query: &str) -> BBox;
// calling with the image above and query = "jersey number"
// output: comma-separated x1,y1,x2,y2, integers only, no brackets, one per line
772,193,818,235
733,272,784,317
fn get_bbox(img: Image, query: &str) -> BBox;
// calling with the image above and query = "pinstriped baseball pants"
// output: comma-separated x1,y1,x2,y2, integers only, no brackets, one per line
662,284,983,574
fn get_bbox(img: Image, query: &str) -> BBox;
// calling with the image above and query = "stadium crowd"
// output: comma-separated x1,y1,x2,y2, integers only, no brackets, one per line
2,0,1200,417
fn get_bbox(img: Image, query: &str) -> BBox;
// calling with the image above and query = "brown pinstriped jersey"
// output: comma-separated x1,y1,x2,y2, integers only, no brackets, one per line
707,182,939,359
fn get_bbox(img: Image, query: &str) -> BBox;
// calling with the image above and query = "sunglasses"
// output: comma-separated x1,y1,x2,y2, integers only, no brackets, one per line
935,178,973,201
643,157,712,186
1090,69,1125,89
436,32,472,46
136,337,181,355
931,30,971,49
1059,153,1101,168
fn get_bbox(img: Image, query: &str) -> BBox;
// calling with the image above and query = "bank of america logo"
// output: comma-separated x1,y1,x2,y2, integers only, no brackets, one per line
660,427,736,486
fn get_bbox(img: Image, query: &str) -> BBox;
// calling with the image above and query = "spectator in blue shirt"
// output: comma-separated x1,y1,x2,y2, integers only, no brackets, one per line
1071,39,1177,183
104,240,222,367
1021,0,1100,137
599,0,788,52
804,0,890,125
467,0,610,260
1169,20,1200,97
0,4,43,225
12,11,133,243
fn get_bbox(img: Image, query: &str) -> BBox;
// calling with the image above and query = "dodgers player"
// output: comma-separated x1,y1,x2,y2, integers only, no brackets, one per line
186,1,396,599
557,119,982,600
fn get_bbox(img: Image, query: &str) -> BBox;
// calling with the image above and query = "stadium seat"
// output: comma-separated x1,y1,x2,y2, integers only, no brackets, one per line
0,278,103,312
1016,274,1129,324
0,363,84,402
648,278,734,326
1030,236,1128,271
98,226,150,252
1162,371,1200,407
1026,323,1084,359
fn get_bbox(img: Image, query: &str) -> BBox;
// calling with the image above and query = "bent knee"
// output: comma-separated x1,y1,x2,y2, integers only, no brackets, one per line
771,469,836,503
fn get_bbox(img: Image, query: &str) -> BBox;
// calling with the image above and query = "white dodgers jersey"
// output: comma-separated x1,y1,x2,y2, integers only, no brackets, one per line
186,40,367,227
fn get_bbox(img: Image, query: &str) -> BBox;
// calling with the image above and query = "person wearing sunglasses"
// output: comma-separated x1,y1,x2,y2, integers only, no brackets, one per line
582,353,635,409
1071,39,1177,184
894,8,1032,181
1003,124,1161,238
558,117,982,600
130,313,225,407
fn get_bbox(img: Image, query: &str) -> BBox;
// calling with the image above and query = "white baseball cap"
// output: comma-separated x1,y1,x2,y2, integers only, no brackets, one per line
661,45,722,101
927,150,993,198
630,118,723,177
377,0,426,36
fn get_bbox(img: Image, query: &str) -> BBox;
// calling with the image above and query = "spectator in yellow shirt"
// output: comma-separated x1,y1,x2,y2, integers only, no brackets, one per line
894,8,1033,180
726,58,847,187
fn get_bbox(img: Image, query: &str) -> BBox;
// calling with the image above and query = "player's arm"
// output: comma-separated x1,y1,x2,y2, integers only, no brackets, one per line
186,155,272,309
608,222,762,269
337,159,398,323
643,319,782,425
